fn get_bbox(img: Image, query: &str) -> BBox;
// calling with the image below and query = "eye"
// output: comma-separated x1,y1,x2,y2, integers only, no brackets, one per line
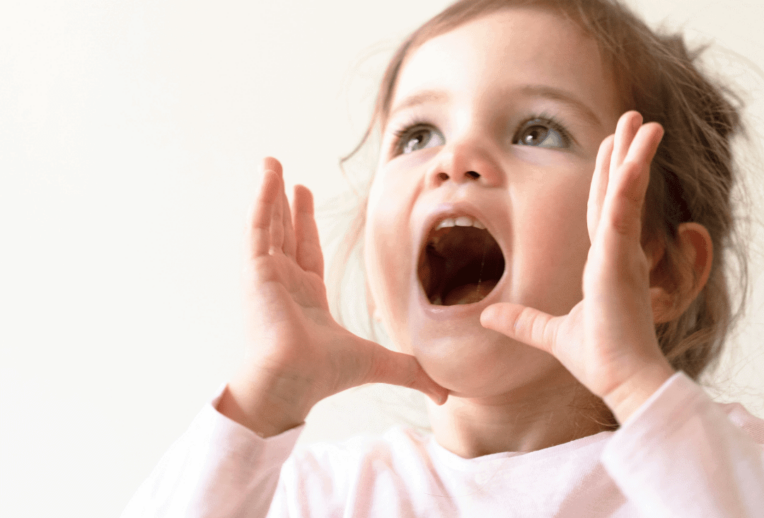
513,118,570,149
396,126,445,155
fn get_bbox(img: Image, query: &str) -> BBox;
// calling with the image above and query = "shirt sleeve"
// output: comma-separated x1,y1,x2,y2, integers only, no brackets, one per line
601,371,764,518
121,385,305,518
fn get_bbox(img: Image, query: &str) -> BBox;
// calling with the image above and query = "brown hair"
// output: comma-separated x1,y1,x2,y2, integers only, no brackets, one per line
330,0,748,411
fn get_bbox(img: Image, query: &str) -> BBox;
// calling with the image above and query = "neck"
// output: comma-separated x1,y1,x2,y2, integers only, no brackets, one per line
427,373,613,458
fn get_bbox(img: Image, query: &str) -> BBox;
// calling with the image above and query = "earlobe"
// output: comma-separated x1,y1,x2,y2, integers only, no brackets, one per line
648,222,713,323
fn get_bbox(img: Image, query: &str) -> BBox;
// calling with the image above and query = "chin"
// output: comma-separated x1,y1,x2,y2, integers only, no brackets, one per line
401,317,561,397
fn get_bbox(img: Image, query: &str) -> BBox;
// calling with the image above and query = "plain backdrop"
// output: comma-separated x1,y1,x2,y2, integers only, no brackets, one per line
2,1,764,516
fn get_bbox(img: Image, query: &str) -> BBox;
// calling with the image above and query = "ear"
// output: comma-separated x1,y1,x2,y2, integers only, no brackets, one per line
647,222,713,324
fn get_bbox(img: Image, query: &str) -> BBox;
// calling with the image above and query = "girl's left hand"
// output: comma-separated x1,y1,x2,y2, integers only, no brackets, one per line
480,111,675,424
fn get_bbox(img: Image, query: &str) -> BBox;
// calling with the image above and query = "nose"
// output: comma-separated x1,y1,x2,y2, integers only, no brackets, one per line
424,139,504,189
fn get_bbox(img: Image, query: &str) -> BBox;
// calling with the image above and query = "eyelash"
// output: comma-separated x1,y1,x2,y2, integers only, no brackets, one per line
387,113,574,156
389,116,432,155
518,113,573,147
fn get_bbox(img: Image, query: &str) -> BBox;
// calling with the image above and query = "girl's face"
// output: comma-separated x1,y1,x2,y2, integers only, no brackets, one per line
365,8,623,396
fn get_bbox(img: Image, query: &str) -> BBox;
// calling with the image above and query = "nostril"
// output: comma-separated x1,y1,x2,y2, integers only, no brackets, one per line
466,171,480,180
437,172,449,181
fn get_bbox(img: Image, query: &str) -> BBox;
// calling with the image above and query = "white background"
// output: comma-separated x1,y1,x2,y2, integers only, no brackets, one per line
2,1,764,516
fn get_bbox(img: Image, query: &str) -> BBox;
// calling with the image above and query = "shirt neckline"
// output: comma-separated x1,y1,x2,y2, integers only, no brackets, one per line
425,428,614,471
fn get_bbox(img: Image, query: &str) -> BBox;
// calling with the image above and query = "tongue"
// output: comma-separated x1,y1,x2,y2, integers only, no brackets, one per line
442,280,498,305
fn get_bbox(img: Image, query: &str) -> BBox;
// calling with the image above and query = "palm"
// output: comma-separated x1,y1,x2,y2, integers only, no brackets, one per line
246,253,328,360
239,158,447,407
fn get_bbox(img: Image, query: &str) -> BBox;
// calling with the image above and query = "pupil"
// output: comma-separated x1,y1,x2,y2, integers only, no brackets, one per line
524,126,548,145
407,131,427,152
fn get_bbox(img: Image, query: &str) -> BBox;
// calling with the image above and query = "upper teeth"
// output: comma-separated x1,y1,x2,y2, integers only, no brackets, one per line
435,216,486,230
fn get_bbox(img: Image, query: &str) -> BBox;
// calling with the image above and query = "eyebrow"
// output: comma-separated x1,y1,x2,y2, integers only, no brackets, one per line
388,90,450,119
518,85,603,128
388,85,603,128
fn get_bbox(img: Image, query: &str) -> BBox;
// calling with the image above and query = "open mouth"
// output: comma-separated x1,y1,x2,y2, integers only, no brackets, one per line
418,216,505,306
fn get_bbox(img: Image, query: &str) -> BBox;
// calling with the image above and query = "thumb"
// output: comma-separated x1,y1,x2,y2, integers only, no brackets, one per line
365,343,449,405
480,303,559,355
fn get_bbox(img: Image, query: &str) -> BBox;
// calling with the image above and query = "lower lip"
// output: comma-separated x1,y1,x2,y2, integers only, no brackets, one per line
415,273,507,321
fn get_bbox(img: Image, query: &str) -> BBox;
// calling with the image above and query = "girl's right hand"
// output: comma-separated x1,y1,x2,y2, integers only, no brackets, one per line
217,157,448,438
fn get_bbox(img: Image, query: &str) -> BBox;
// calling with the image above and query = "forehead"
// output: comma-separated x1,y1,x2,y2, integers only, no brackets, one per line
392,8,621,125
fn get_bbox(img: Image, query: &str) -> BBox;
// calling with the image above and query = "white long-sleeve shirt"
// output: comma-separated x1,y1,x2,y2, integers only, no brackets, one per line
122,372,764,517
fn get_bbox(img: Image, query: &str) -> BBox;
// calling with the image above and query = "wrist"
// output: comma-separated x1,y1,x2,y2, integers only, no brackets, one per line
217,366,316,438
603,360,675,425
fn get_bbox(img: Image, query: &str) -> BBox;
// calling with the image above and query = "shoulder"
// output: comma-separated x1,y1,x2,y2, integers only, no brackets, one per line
603,372,764,467
715,400,764,443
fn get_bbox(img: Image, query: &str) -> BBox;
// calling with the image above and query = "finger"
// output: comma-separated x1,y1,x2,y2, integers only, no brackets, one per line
624,122,664,173
366,345,449,405
280,182,297,260
261,156,283,176
588,134,614,243
480,303,560,355
293,185,325,279
248,169,281,258
610,111,643,176
602,123,664,238
262,158,285,252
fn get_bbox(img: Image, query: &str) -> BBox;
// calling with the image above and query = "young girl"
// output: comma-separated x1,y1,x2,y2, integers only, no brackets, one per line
123,0,764,516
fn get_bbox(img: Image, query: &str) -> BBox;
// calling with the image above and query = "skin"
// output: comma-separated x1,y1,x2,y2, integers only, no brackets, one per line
367,9,623,399
218,8,713,459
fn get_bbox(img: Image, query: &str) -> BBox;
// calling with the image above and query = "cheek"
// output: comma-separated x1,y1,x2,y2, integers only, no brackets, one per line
364,177,415,320
512,170,591,312
528,178,589,242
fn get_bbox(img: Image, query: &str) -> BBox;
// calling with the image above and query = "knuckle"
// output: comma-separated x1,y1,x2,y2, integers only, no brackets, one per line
510,307,526,333
606,209,636,237
366,346,390,382
518,308,538,338
531,314,546,342
402,367,419,389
